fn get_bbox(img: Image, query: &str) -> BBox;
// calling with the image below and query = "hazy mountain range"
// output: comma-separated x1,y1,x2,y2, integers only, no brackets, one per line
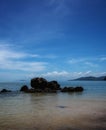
70,76,106,81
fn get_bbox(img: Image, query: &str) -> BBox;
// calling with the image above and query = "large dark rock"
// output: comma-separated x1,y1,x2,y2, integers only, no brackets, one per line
30,77,60,92
1,89,12,93
20,85,29,92
31,77,48,90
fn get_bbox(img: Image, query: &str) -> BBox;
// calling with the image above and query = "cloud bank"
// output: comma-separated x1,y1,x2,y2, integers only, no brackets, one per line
0,44,47,72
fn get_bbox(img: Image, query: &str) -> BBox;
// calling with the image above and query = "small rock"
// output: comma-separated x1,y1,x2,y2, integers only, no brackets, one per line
74,86,84,92
1,89,12,93
20,85,29,92
61,86,84,92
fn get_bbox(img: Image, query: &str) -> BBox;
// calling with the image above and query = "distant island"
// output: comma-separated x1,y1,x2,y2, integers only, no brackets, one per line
70,76,106,81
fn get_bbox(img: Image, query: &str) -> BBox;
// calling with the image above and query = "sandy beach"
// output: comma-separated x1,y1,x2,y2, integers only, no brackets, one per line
0,92,106,130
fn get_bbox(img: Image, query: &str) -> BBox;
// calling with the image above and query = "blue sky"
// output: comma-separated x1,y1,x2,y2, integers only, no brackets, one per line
0,0,106,81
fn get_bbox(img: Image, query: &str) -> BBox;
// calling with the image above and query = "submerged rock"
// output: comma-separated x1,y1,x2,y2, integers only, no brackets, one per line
0,89,12,93
74,86,84,92
61,86,84,92
61,87,74,92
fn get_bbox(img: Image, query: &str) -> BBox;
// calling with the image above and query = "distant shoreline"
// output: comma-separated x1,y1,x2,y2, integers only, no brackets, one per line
69,76,106,81
68,79,106,81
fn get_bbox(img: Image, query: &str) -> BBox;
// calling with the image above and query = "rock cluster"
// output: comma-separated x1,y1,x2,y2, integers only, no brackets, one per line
0,77,84,94
20,77,84,93
20,77,61,93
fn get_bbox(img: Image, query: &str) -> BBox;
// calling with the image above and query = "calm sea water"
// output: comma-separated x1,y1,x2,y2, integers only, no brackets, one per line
0,81,106,130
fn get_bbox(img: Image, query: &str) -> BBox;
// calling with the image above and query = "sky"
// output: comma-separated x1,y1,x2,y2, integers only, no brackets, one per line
0,0,106,81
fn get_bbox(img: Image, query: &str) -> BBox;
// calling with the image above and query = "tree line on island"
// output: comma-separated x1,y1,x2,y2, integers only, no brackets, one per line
0,77,83,93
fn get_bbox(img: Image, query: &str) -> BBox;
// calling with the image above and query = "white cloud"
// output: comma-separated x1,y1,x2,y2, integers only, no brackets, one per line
100,72,106,75
41,71,90,80
29,54,40,58
68,57,102,65
0,44,47,72
100,57,106,61
0,43,39,59
0,49,26,60
85,71,92,75
68,57,100,68
68,58,84,64
42,71,69,77
41,71,70,80
0,60,47,72
0,43,57,60
85,62,98,67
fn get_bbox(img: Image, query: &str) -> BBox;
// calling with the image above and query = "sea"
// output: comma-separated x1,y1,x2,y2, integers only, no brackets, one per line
0,81,106,130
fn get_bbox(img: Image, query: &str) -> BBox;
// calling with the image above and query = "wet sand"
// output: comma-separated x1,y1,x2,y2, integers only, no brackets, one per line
0,109,106,130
